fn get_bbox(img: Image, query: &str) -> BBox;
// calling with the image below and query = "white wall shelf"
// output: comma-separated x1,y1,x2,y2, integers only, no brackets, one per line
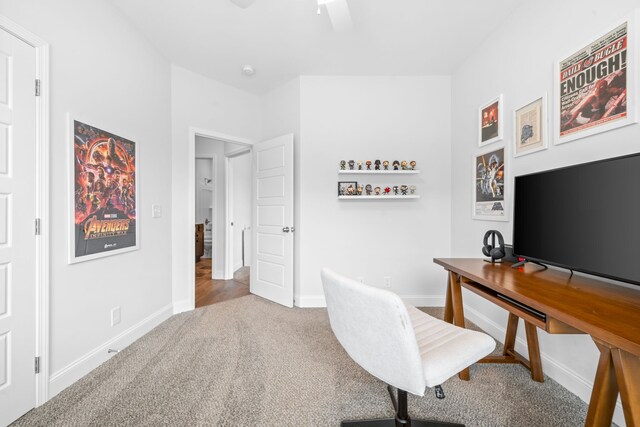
338,195,420,200
338,170,420,174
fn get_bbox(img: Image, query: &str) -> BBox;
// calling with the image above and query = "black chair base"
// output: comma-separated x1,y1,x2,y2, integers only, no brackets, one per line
340,386,464,427
341,419,464,427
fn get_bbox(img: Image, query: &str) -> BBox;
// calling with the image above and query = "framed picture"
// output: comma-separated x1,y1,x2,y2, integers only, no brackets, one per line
472,146,507,221
554,11,638,145
68,116,139,263
338,181,357,196
514,94,548,157
479,95,504,146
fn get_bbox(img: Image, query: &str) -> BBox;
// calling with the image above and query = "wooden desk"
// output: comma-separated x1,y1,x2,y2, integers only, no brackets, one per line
434,258,640,427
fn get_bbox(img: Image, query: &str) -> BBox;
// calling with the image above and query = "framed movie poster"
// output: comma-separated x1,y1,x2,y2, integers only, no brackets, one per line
555,12,638,145
478,95,503,146
69,117,139,263
514,94,548,157
473,146,507,221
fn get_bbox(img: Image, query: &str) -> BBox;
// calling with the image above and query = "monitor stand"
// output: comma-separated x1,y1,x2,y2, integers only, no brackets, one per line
511,259,548,270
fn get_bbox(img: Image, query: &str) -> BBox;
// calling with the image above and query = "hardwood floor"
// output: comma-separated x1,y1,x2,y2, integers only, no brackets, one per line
195,259,251,308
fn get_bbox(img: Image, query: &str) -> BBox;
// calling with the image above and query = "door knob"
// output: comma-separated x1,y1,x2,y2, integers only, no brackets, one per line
282,227,290,233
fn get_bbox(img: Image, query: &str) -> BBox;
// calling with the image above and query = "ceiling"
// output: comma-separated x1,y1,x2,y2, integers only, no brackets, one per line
110,0,523,94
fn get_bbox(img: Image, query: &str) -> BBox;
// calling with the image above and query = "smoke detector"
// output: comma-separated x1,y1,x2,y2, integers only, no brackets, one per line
242,65,255,76
230,0,256,8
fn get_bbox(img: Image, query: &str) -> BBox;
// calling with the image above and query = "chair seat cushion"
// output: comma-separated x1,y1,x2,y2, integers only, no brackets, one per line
405,304,495,387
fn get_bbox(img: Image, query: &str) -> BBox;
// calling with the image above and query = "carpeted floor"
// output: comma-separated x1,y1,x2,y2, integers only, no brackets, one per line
13,295,593,426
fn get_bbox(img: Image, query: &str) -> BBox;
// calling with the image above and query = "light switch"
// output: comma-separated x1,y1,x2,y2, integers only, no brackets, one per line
152,204,162,218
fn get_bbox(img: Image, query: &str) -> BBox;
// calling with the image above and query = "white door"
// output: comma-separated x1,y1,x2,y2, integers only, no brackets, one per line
0,29,38,426
251,134,294,307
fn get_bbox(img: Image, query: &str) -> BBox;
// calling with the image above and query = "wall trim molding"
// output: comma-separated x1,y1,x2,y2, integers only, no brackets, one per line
463,304,625,426
296,295,326,308
173,299,192,314
296,294,445,308
402,295,446,307
48,304,173,399
233,261,244,272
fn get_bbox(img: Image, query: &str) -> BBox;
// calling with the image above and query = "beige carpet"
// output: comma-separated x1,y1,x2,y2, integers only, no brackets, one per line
14,295,592,426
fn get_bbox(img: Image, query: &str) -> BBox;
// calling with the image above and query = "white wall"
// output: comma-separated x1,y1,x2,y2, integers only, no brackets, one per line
0,0,173,397
450,1,638,424
171,65,261,309
297,76,452,307
231,153,252,270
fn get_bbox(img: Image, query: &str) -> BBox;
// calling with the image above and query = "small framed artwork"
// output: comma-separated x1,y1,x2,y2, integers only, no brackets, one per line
338,181,358,196
554,11,638,145
69,116,139,264
514,94,548,157
472,146,507,221
479,94,504,146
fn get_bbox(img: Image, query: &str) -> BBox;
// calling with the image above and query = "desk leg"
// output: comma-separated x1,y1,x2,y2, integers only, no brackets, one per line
444,273,453,324
612,347,640,426
486,314,544,382
524,321,544,383
448,271,470,381
586,340,620,427
587,340,640,427
503,313,519,357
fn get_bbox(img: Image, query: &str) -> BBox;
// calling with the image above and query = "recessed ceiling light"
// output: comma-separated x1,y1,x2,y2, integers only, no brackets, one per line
242,65,255,76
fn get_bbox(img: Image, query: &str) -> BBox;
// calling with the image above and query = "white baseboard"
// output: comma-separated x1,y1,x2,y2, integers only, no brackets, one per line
233,261,243,272
402,295,445,307
296,295,326,307
464,305,626,427
173,299,193,314
48,303,173,400
295,294,445,308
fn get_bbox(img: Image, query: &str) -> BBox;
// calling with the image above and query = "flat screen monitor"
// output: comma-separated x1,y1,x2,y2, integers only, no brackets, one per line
513,152,640,286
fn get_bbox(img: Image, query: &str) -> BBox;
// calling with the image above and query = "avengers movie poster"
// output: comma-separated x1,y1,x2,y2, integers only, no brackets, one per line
71,120,138,262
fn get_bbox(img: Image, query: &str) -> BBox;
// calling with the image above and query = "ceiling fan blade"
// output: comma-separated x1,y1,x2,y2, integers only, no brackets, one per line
325,0,353,32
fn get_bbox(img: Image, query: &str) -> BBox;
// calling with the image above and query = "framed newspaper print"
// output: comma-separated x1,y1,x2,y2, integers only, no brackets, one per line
514,94,548,157
555,11,638,145
68,116,139,264
473,146,507,221
479,94,504,146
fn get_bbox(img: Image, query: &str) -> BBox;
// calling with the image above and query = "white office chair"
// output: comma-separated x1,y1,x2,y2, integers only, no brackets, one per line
321,268,495,427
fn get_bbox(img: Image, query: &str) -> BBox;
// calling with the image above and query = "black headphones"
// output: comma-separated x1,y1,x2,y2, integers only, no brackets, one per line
482,230,505,261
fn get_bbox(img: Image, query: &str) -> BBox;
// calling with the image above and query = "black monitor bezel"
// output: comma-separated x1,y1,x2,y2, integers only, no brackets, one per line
512,151,640,286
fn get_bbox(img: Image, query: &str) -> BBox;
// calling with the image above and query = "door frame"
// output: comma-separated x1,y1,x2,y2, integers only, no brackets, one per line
224,147,251,280
187,128,253,309
0,15,51,405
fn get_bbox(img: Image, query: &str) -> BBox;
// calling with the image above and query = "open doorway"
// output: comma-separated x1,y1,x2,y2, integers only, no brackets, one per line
194,135,252,308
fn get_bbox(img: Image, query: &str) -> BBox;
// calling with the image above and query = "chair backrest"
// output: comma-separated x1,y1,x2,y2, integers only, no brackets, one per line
321,268,426,396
